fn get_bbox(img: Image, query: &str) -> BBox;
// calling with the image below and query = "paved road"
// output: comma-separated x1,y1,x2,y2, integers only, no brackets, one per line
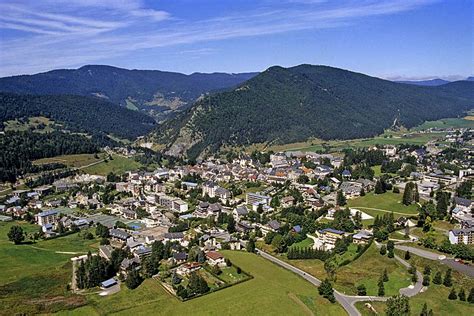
256,249,423,316
396,245,474,278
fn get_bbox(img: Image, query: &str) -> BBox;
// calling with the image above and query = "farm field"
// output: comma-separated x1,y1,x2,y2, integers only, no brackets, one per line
82,155,142,176
0,221,99,315
347,192,419,217
356,251,474,316
61,251,346,316
33,153,102,168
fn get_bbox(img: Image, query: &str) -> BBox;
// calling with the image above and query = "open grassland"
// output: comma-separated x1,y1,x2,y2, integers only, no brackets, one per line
33,153,103,168
0,222,99,315
61,251,346,316
82,155,142,176
334,244,411,296
414,117,474,130
347,192,419,216
356,251,474,316
3,116,59,133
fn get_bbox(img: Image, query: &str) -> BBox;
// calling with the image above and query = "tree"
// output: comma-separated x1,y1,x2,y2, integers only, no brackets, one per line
443,269,452,287
380,245,387,255
383,269,389,282
336,190,346,206
468,287,474,303
357,284,367,296
385,295,410,316
404,250,411,260
402,182,415,205
318,279,336,303
246,238,256,253
378,277,385,296
271,234,286,253
95,223,109,238
375,180,386,194
225,258,232,267
433,271,442,285
7,225,25,244
448,287,457,300
227,216,236,233
125,269,143,289
420,303,429,316
458,288,466,301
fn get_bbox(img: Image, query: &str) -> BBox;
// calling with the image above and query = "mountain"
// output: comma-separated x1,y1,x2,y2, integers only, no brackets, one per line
467,76,474,81
0,93,155,139
395,78,451,86
0,65,257,121
152,65,474,159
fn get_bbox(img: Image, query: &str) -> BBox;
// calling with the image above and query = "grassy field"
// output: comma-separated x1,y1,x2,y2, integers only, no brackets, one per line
334,244,411,296
290,237,315,249
61,251,346,316
4,116,58,133
347,192,419,217
82,155,142,176
356,250,474,316
0,221,99,314
414,117,474,130
33,154,102,168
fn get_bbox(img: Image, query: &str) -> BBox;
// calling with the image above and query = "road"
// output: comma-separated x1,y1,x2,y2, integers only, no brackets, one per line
349,206,418,216
395,244,474,278
256,249,423,316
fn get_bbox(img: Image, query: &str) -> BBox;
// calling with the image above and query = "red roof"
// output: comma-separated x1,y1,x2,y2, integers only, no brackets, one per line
206,251,224,261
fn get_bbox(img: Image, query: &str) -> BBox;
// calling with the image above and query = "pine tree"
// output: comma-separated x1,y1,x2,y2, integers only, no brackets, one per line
385,295,410,316
420,303,428,316
433,271,442,284
402,182,414,205
337,190,346,206
380,245,387,255
448,287,457,300
443,269,452,287
404,250,411,260
378,277,385,296
468,287,474,303
458,288,466,301
383,269,389,282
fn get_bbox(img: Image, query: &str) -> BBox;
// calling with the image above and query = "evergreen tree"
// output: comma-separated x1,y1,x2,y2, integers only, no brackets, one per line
443,269,452,287
383,269,389,282
318,278,336,303
357,284,367,296
380,245,387,255
468,287,474,303
378,277,385,296
125,269,143,290
404,250,411,260
246,238,256,253
336,190,346,206
433,271,442,285
448,288,457,300
402,182,415,205
458,288,466,301
420,303,428,316
375,180,386,194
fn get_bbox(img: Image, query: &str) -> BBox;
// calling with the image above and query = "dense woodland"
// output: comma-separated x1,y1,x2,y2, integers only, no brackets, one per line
0,93,155,139
155,65,474,158
0,65,256,110
0,131,108,182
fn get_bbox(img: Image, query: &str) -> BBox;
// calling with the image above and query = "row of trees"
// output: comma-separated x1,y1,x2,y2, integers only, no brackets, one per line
287,247,331,260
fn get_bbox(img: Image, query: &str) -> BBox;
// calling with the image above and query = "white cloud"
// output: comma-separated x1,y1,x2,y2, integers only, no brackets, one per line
0,0,439,76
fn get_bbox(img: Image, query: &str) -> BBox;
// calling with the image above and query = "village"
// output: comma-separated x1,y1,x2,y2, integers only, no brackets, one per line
1,125,473,314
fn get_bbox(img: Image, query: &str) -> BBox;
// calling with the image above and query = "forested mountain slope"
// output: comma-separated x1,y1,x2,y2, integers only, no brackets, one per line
152,65,474,159
0,93,155,139
0,65,257,119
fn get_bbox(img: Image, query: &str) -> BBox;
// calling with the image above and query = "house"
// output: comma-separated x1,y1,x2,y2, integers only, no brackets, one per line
202,181,218,198
326,208,337,220
99,245,113,260
176,262,201,276
318,228,345,250
281,196,295,207
233,206,248,221
35,210,59,226
342,170,352,178
205,251,225,266
266,220,281,232
120,257,141,272
292,225,302,233
352,230,373,244
173,252,188,263
449,228,474,245
163,232,184,242
110,229,131,242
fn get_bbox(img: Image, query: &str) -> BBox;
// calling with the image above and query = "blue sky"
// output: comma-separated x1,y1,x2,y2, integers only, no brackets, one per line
0,0,472,80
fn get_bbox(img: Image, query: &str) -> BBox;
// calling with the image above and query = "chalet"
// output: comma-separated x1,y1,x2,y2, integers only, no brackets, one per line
173,252,188,264
318,228,345,250
205,251,225,266
233,206,248,221
163,232,184,242
352,230,373,244
176,262,201,276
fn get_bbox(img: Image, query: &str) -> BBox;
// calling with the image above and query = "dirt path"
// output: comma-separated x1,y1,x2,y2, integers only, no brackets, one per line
351,206,417,216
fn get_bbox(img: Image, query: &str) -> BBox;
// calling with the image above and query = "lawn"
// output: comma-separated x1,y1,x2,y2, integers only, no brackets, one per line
356,250,474,316
290,237,314,249
82,155,142,176
347,192,419,216
61,251,346,316
333,244,411,296
0,221,99,314
33,153,102,168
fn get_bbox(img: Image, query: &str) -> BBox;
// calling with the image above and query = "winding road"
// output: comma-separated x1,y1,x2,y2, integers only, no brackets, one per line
256,247,424,316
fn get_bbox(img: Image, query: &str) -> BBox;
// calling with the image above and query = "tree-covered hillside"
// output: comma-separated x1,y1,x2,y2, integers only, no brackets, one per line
153,65,474,159
0,93,156,139
0,65,257,115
